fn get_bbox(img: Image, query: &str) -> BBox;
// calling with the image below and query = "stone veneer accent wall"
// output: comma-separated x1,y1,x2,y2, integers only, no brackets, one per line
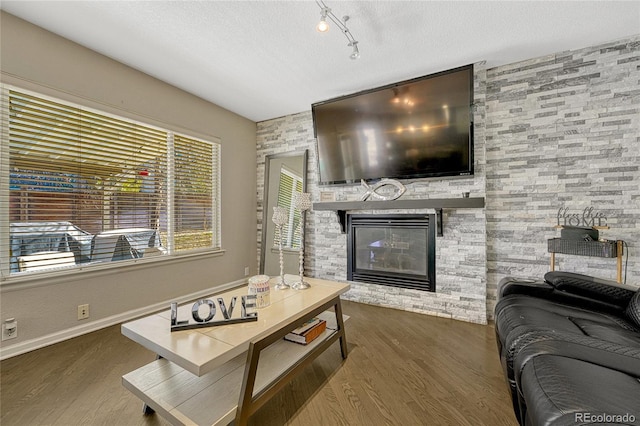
257,34,640,323
485,35,640,316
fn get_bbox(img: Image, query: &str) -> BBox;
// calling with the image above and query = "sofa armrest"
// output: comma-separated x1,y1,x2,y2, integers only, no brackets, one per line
544,271,636,308
498,277,554,299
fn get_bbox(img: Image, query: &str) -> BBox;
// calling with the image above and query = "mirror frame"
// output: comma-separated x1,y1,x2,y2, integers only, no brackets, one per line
259,150,308,274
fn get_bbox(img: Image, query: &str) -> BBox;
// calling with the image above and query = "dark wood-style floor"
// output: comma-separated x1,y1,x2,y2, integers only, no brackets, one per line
1,300,517,426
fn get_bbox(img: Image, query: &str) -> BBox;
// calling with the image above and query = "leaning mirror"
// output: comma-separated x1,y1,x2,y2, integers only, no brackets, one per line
260,150,308,277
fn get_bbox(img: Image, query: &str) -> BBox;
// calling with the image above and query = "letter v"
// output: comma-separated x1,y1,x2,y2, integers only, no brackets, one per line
217,296,237,319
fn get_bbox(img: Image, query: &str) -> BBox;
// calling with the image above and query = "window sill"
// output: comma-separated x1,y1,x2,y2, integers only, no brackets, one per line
0,249,226,292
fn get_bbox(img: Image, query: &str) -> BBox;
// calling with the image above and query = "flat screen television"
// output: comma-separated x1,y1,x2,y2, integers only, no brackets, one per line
312,64,474,185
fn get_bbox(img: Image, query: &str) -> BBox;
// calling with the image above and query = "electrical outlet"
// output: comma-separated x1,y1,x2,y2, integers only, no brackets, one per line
244,266,250,276
77,304,90,320
2,318,18,341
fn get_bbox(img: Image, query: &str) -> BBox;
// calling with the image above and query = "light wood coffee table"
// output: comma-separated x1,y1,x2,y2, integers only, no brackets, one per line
122,277,350,425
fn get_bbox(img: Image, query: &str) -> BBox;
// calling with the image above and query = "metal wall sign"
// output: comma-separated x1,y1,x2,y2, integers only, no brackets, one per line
170,295,257,332
360,179,406,201
557,207,608,228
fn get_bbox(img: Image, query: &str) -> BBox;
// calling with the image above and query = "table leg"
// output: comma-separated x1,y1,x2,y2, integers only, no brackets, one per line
142,354,163,415
335,299,348,359
616,240,623,283
236,341,261,426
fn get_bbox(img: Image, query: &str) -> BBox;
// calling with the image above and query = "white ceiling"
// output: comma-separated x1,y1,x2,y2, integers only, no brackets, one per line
2,1,639,122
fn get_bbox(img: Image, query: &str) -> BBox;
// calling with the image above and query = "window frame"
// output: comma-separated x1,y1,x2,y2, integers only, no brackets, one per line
0,84,223,284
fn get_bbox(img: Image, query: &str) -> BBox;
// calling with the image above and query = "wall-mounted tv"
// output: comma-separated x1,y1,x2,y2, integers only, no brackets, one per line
312,64,474,185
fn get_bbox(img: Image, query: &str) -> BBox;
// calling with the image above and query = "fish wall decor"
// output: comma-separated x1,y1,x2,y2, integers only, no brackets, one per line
360,179,406,201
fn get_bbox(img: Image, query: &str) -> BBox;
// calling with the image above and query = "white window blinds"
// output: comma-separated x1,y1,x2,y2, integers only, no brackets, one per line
3,87,220,276
173,134,220,252
275,167,303,249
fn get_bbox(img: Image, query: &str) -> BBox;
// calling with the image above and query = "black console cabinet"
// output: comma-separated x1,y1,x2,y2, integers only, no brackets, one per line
547,238,624,283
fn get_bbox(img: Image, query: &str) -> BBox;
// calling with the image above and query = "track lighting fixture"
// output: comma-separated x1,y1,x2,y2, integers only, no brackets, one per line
315,0,360,59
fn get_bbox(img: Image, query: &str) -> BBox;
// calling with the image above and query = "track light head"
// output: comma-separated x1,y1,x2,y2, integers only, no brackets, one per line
317,8,330,32
349,41,360,60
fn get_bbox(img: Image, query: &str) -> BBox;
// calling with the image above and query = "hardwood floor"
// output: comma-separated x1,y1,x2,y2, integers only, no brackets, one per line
1,300,517,426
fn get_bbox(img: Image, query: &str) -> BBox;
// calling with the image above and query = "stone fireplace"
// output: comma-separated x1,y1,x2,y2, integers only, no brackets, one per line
258,61,490,325
347,214,436,291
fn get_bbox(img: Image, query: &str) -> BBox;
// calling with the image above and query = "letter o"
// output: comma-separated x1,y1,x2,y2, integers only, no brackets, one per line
192,299,216,322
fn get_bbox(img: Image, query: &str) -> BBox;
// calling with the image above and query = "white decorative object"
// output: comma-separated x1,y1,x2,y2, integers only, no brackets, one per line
271,206,289,290
292,192,312,290
169,296,258,331
248,275,271,309
319,191,336,202
360,179,406,201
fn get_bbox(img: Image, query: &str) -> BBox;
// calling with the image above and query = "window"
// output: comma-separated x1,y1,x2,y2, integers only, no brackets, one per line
274,166,303,250
172,134,218,252
1,87,221,277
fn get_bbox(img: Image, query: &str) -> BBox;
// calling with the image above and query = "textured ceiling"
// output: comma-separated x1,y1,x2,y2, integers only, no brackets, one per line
2,1,639,122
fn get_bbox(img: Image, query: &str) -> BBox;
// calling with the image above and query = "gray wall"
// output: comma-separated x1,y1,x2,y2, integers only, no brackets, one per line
257,35,640,322
0,12,257,357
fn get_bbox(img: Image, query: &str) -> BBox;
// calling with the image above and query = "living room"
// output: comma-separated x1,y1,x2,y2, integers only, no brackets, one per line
1,2,639,425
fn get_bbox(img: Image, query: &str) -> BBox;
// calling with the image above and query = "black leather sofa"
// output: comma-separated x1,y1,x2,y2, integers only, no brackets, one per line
494,272,640,425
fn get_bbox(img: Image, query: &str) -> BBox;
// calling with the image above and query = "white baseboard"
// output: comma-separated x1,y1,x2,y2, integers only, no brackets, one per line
0,278,246,360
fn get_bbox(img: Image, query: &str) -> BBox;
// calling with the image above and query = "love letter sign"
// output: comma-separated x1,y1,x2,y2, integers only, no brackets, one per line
170,295,257,332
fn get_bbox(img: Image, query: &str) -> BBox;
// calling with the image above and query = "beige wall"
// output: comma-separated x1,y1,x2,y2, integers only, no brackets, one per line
0,12,257,357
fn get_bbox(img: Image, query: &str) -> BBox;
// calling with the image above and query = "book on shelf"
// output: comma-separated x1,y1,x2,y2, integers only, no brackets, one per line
284,318,327,345
289,317,321,334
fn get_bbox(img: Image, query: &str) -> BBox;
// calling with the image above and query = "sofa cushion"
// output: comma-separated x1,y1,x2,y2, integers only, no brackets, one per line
520,354,640,426
626,290,640,328
512,332,640,388
571,317,640,347
495,295,638,349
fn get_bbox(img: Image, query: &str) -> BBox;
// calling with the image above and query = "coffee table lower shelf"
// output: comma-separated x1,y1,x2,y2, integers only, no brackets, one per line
123,311,348,426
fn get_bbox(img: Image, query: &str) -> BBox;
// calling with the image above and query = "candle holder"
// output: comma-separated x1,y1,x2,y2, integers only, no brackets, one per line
271,206,289,290
292,193,312,290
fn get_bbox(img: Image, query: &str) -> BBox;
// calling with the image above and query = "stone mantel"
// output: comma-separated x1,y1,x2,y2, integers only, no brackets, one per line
313,197,485,235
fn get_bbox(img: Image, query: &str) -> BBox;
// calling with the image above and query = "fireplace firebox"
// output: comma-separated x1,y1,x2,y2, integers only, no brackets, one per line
347,214,436,291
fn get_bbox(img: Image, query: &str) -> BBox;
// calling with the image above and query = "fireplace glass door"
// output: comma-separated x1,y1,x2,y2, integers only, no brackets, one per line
347,214,435,291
